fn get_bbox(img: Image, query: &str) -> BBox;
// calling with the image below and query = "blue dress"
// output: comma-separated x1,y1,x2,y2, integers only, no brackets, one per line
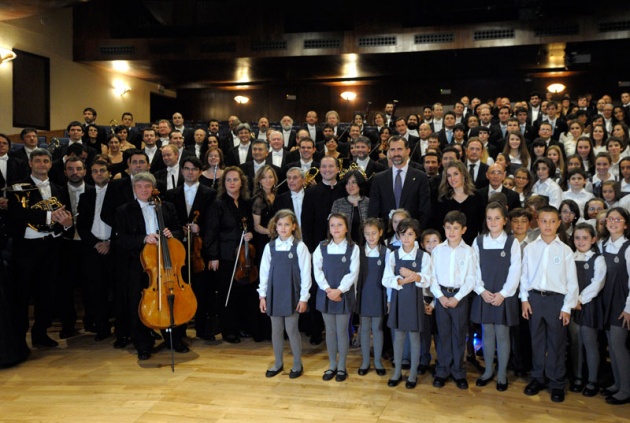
315,241,355,314
355,246,387,317
265,239,301,317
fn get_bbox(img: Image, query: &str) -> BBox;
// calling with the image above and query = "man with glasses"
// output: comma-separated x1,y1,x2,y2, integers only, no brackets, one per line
479,163,520,211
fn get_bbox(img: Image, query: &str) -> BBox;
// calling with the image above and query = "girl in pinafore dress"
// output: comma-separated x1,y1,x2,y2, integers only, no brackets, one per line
258,209,312,379
313,212,360,382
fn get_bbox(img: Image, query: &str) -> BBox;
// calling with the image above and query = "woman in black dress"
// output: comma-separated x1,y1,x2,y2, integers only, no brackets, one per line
200,147,225,190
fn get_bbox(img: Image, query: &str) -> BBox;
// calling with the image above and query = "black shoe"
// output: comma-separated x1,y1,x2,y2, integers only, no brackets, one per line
322,369,337,381
309,335,323,346
32,334,59,348
476,376,493,387
149,330,162,340
113,336,131,349
172,342,190,353
223,335,241,344
433,377,446,388
405,379,417,389
387,377,402,387
606,396,630,405
265,366,283,378
601,387,619,397
239,330,252,338
551,389,565,403
137,350,151,360
358,367,370,376
94,331,112,341
375,368,387,376
582,383,599,397
524,379,547,396
59,327,79,339
569,378,584,393
289,367,303,379
455,378,469,389
496,381,508,392
418,364,429,375
335,370,348,382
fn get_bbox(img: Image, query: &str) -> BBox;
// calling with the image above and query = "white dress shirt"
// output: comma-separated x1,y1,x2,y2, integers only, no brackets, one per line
139,199,158,235
392,162,410,192
167,164,180,189
0,155,7,182
23,176,53,239
312,239,360,295
291,189,304,226
271,149,283,168
145,145,157,164
573,250,606,305
472,232,521,298
598,236,630,314
183,182,199,216
257,236,312,302
519,235,579,313
429,239,478,302
91,184,111,241
563,189,594,218
432,118,443,132
532,178,563,209
237,143,250,164
382,244,433,291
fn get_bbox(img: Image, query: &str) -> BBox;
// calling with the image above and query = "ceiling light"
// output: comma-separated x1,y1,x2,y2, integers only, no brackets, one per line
0,48,16,64
112,60,130,72
234,95,249,104
340,91,357,101
547,83,566,93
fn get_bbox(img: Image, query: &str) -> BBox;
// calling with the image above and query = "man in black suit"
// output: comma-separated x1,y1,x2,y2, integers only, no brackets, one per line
303,110,324,143
515,107,537,144
171,112,194,146
240,140,280,194
115,172,185,360
384,102,398,128
167,130,193,167
121,112,142,148
536,122,566,158
8,148,74,348
0,134,29,249
465,138,490,190
393,118,420,154
53,121,98,164
225,123,253,167
9,128,40,163
437,111,457,149
527,92,543,126
254,116,271,142
82,107,108,145
541,101,568,142
76,158,114,341
621,92,630,117
490,105,512,146
266,130,292,170
185,128,208,161
154,144,184,191
352,136,385,191
280,115,298,151
142,128,164,173
478,163,520,211
368,135,431,229
165,156,217,341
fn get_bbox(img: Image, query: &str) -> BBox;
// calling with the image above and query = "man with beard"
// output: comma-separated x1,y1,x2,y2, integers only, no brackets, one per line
280,115,298,151
406,114,420,137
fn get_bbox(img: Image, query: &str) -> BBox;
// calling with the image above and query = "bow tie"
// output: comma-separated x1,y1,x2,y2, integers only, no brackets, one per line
167,166,176,172
68,185,83,192
0,156,8,161
95,186,106,194
273,152,283,156
184,185,196,192
36,180,49,188
291,192,301,199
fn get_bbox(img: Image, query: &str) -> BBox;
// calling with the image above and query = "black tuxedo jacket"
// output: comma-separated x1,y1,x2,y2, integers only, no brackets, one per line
77,184,108,248
0,156,29,187
478,185,520,211
265,148,292,170
101,176,166,230
301,124,324,143
9,147,29,163
165,184,217,241
154,167,185,190
281,130,298,150
469,162,490,190
185,143,208,161
52,142,98,165
225,143,253,167
240,161,282,194
61,183,94,240
148,148,164,173
367,165,431,229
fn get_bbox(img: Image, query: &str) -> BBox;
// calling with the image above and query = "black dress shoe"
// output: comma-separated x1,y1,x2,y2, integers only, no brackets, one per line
94,331,112,341
173,342,190,353
455,378,469,389
59,327,79,339
375,368,387,376
496,381,508,392
289,367,303,379
113,336,131,349
322,369,337,381
32,334,59,348
601,387,619,397
418,364,429,375
149,330,162,340
551,389,565,403
476,376,493,387
405,379,417,389
335,370,348,382
433,377,446,388
606,396,630,405
223,335,241,344
569,378,584,392
358,367,370,376
387,377,402,387
265,366,283,378
137,351,151,360
524,379,547,396
582,383,599,397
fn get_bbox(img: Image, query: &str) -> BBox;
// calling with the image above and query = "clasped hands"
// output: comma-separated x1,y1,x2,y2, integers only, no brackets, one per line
480,290,505,306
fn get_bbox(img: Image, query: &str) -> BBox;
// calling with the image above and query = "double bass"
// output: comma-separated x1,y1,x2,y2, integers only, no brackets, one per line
139,192,197,331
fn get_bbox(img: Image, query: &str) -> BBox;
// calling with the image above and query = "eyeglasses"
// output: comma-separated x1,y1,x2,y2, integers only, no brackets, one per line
606,217,625,223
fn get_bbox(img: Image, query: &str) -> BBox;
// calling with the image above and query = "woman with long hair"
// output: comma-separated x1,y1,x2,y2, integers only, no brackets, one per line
200,146,225,190
503,131,530,175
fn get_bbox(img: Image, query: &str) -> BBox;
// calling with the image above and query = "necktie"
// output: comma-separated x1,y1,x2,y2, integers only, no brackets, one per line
446,130,452,143
394,169,402,208
520,125,525,135
469,164,475,180
501,126,507,137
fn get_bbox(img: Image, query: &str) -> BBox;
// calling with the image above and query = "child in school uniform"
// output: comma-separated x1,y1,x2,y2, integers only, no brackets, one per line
520,205,579,403
430,210,478,390
258,209,312,379
597,207,630,405
419,229,441,375
382,218,433,389
356,218,388,377
471,201,522,392
569,223,606,397
313,212,360,382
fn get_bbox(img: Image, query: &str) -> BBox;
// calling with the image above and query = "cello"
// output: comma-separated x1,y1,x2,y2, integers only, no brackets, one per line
139,191,197,339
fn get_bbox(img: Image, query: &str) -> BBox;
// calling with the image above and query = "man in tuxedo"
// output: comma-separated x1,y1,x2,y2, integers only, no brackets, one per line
422,105,433,125
303,110,324,143
0,134,29,248
542,101,568,141
384,102,398,128
621,92,630,116
121,112,141,148
368,135,431,229
225,123,253,167
76,158,113,341
393,118,420,152
171,112,194,146
165,156,217,341
465,138,490,190
406,114,420,137
82,107,107,145
186,128,208,161
280,115,298,151
54,121,98,164
254,116,271,141
154,144,184,191
527,92,542,126
8,149,73,348
515,107,537,144
143,128,164,173
207,119,221,140
157,119,172,146
115,172,185,360
240,140,280,194
168,130,192,167
430,103,444,132
352,136,385,188
479,163,520,211
453,101,467,125
284,137,319,182
490,105,512,142
410,123,432,163
9,128,40,162
266,130,291,170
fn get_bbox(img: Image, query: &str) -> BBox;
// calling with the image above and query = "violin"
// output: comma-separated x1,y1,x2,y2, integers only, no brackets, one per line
190,211,205,274
234,217,258,284
139,191,197,330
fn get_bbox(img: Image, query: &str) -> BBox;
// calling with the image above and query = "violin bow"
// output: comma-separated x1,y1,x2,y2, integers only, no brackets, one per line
225,228,246,307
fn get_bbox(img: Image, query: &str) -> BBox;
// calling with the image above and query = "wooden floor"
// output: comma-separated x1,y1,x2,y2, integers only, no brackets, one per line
1,325,628,423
